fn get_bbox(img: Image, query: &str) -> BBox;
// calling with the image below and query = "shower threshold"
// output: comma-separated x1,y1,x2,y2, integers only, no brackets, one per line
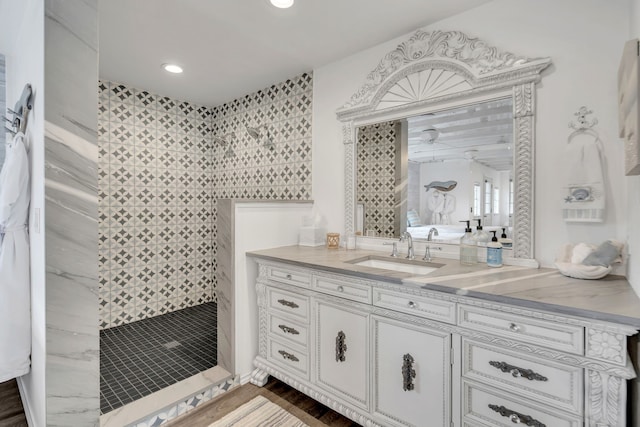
99,365,234,427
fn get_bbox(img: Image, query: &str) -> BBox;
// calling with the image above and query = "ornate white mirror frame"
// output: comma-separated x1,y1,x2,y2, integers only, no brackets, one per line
336,30,551,260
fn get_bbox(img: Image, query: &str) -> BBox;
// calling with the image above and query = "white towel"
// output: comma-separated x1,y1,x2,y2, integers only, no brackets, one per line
562,130,606,222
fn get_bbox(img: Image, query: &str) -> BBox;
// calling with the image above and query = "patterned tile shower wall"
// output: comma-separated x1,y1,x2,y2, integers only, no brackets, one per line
98,72,313,329
210,73,312,200
98,81,215,329
357,121,397,237
209,72,313,283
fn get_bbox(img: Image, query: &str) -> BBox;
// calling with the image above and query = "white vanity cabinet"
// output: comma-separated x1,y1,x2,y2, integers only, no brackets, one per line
316,300,369,410
372,315,451,427
250,259,638,427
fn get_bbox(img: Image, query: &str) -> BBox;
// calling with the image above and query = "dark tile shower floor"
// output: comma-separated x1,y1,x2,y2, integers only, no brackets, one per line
100,302,217,414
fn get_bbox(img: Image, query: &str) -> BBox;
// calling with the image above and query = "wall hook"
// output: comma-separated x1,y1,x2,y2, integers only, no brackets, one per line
568,106,598,131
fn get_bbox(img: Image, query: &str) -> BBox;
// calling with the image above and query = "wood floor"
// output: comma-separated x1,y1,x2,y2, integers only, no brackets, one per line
0,379,28,427
167,377,361,427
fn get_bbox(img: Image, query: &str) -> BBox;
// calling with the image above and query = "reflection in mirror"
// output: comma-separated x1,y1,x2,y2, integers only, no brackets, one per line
356,98,513,243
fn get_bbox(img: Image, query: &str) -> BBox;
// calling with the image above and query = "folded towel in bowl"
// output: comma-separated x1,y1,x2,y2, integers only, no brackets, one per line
582,240,623,267
571,242,594,264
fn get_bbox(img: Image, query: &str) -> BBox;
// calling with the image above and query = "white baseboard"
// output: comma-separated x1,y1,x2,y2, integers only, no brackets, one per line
239,371,253,385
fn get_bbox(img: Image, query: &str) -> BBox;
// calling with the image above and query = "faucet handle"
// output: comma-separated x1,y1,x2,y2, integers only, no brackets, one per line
383,241,399,257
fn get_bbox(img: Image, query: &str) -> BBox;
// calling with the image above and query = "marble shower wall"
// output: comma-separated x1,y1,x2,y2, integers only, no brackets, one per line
98,72,313,329
357,120,397,237
44,1,100,425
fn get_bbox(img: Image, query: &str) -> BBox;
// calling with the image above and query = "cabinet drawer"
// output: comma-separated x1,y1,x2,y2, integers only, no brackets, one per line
267,265,311,288
462,381,581,427
267,338,309,380
267,287,310,322
313,275,371,304
373,288,456,324
458,305,584,354
462,339,583,415
268,313,308,348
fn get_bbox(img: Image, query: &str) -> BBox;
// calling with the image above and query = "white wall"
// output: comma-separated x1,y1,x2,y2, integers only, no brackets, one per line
234,202,314,378
628,0,640,298
0,0,46,425
312,0,629,270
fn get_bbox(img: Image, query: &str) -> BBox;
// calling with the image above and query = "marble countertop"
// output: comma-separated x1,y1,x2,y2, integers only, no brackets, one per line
247,245,640,328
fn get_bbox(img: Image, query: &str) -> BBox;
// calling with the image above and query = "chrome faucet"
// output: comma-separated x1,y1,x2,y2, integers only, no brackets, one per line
400,231,414,260
424,227,440,262
383,241,399,257
427,227,439,241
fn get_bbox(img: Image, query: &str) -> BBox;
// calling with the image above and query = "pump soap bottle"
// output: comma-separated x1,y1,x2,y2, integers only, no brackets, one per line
499,227,513,249
459,220,477,265
473,219,490,260
487,231,503,267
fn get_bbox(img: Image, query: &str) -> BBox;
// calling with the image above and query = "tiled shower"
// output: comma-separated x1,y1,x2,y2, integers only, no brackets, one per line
97,73,313,412
357,120,397,237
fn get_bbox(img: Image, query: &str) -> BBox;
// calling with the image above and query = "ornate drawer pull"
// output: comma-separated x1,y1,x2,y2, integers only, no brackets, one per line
277,299,299,309
336,331,347,362
508,323,521,332
286,274,292,280
278,350,299,362
489,361,548,382
407,301,417,309
488,404,546,427
402,353,416,391
278,324,300,335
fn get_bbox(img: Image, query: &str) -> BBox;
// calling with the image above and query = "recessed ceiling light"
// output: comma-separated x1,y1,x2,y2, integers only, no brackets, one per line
162,63,183,74
270,0,294,8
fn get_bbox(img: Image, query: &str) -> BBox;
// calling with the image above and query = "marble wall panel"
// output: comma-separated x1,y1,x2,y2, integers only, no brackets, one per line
44,1,99,425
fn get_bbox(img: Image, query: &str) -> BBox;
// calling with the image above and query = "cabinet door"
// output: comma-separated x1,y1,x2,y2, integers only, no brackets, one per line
372,315,451,427
315,300,369,410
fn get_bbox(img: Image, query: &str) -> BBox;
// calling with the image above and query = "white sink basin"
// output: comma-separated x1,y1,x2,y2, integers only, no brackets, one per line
348,257,442,275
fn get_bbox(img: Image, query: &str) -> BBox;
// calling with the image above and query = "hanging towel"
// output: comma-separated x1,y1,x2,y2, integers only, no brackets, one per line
426,189,445,224
0,132,31,382
562,130,606,222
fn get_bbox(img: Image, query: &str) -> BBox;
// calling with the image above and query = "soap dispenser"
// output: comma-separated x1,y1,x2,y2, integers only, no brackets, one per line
473,219,490,249
487,231,503,267
459,220,477,265
499,227,513,249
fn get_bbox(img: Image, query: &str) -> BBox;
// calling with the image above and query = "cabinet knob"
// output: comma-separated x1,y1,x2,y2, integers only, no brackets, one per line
508,323,521,332
488,404,545,427
402,353,416,391
277,299,299,309
278,324,300,335
337,285,344,292
335,331,347,362
286,274,292,280
407,301,417,309
489,361,548,382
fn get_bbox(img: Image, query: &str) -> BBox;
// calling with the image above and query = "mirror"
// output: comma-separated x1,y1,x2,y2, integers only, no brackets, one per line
336,29,551,260
355,98,514,244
